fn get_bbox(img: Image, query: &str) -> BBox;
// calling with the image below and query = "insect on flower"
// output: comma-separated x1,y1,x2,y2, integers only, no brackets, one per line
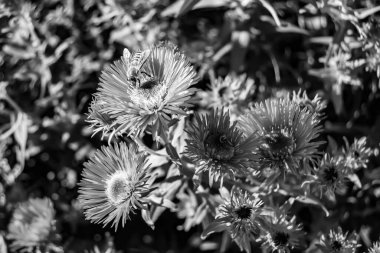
123,48,152,87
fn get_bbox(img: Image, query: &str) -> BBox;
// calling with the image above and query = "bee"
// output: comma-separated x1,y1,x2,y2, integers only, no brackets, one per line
123,48,152,87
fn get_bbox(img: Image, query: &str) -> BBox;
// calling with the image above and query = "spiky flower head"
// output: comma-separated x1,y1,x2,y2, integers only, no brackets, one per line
304,154,348,199
261,210,304,253
239,97,323,179
197,74,255,119
7,198,59,253
290,89,327,119
319,49,362,87
342,137,372,172
316,227,359,253
369,241,380,253
78,142,156,230
202,188,266,253
86,96,118,142
184,108,260,186
96,42,197,140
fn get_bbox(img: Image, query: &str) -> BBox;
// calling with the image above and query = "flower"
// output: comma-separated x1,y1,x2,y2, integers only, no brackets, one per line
97,42,197,140
86,95,118,142
78,142,156,230
369,241,380,253
239,97,324,179
319,49,362,87
316,227,359,253
201,188,266,253
183,108,260,186
7,198,59,253
261,212,304,253
197,74,255,119
342,137,372,171
304,154,348,199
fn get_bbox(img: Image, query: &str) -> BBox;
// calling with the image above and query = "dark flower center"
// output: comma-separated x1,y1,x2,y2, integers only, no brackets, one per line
331,240,343,251
263,131,295,159
322,165,339,183
218,87,228,97
273,231,290,246
234,205,252,219
353,151,360,159
204,132,235,160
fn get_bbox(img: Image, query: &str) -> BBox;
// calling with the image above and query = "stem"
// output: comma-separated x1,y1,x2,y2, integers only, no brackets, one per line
134,137,170,158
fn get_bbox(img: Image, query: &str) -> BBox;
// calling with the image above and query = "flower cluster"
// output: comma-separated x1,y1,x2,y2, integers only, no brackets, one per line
3,0,380,251
75,41,376,253
202,188,304,253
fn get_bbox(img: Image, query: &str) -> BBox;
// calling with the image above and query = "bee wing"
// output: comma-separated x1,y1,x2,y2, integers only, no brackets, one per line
123,48,132,61
134,49,151,68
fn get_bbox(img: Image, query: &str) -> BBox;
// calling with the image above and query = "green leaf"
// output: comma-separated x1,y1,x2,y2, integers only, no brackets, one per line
290,196,330,217
355,6,380,19
177,0,201,17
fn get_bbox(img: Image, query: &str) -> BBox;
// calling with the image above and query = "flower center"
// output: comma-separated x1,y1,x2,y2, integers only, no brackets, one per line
273,231,290,247
204,132,235,160
353,150,360,159
106,172,134,205
218,87,228,97
234,205,252,219
322,165,339,184
331,240,343,251
263,131,295,159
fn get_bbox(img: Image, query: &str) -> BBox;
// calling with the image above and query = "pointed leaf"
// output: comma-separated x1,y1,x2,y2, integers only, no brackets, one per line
201,220,229,239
